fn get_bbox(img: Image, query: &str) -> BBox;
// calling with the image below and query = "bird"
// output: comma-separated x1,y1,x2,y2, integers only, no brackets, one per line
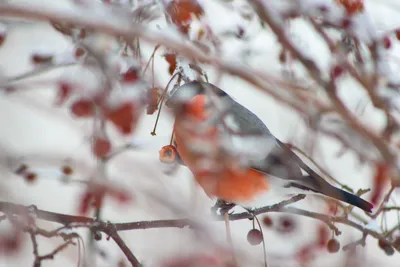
165,81,373,213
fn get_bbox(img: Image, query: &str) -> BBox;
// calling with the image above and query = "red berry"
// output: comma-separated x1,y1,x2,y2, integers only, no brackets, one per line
327,238,340,253
61,165,73,175
121,67,139,83
337,0,364,15
92,137,111,158
395,30,400,41
56,82,73,105
247,229,263,246
74,47,85,58
393,236,400,251
278,216,296,233
70,99,94,117
79,191,93,215
106,102,137,135
31,53,53,64
342,18,351,29
262,216,273,227
378,239,395,255
166,0,204,34
317,226,329,247
164,53,177,75
383,36,392,49
24,172,37,183
331,65,344,79
146,87,159,115
159,145,177,164
0,32,6,47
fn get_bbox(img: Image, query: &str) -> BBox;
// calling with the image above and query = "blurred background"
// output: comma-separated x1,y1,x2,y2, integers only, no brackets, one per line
0,0,399,266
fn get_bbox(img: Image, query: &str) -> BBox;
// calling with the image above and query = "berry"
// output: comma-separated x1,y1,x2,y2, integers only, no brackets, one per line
0,32,6,47
337,0,364,15
24,172,37,183
393,236,400,251
262,216,273,227
331,65,344,79
146,87,159,115
278,216,296,233
342,18,352,29
247,229,263,246
166,0,204,34
395,29,400,41
70,99,94,117
327,238,340,253
383,36,392,49
61,165,73,175
106,102,137,135
164,53,177,75
74,47,85,58
378,239,395,256
31,53,53,64
121,67,139,83
92,137,111,158
159,145,177,164
56,81,73,105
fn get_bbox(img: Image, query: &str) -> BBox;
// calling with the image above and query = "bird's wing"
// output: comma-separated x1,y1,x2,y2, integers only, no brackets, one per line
226,97,304,179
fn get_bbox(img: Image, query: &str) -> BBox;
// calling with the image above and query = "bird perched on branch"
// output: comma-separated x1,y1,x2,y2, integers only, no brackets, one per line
165,81,373,213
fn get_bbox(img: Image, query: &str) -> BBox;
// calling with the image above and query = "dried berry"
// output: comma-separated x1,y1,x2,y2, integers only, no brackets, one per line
146,87,159,115
247,229,263,246
164,53,177,75
327,238,340,253
278,215,296,233
262,216,273,227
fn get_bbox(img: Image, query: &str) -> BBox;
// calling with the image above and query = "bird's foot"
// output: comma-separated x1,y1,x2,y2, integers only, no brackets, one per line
243,207,256,219
211,199,236,216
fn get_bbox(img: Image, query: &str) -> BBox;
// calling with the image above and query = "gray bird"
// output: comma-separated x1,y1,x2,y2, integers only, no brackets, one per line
166,81,373,212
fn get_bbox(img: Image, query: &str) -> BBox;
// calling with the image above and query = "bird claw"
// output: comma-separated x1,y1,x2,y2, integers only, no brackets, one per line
243,207,255,218
211,199,236,215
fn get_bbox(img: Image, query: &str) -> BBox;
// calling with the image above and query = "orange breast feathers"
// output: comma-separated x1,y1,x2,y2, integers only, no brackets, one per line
173,94,270,202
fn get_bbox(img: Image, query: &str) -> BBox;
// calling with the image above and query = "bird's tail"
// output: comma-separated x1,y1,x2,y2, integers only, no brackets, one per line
321,185,373,212
303,175,373,213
